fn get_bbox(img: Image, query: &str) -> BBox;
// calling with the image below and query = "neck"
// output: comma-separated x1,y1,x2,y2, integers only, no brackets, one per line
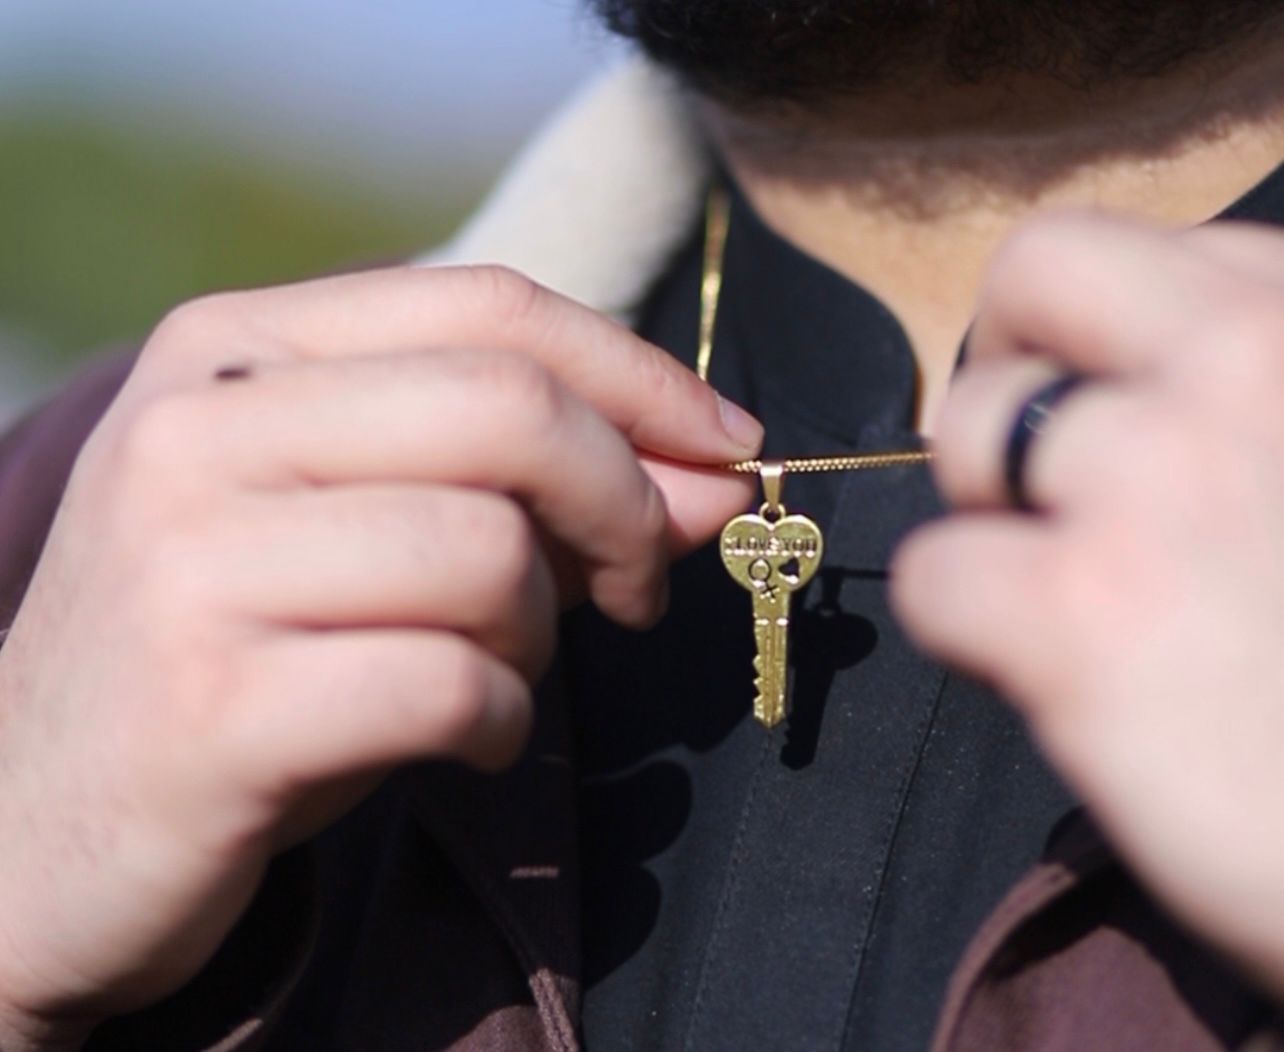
707,34,1284,433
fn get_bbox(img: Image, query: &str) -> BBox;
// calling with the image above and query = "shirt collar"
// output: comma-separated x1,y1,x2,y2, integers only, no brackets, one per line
714,159,1284,454
719,181,920,452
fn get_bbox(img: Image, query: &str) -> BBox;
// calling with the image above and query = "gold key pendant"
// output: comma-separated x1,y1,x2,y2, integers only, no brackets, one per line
720,463,824,728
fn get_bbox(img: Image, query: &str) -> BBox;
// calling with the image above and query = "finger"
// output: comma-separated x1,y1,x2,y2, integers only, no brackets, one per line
935,355,1160,512
148,265,763,463
640,455,760,555
230,630,534,783
968,211,1247,376
161,350,671,628
932,356,1063,509
205,485,558,680
523,459,759,614
1181,221,1284,292
1170,223,1284,407
890,515,1065,701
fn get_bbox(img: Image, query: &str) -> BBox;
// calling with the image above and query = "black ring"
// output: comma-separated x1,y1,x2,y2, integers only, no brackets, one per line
1004,373,1086,511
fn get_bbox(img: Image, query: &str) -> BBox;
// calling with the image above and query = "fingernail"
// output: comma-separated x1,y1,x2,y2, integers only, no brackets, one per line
718,395,764,453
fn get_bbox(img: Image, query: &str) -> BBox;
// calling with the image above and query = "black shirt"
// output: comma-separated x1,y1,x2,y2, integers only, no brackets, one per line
570,169,1284,1052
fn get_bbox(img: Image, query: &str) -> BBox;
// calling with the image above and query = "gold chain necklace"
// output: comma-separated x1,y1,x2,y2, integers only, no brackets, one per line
702,186,933,728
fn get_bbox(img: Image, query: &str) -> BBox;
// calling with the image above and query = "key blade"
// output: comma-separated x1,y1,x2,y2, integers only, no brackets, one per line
752,598,789,728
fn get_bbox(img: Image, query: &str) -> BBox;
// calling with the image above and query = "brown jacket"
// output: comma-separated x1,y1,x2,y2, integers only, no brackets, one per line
2,346,1283,1051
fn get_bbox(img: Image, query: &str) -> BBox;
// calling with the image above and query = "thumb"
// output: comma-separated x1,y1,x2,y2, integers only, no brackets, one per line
643,455,758,556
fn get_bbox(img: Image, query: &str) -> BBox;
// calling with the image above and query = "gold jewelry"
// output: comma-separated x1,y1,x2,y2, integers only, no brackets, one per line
721,464,823,728
696,184,730,385
722,452,934,475
702,187,935,476
702,186,932,728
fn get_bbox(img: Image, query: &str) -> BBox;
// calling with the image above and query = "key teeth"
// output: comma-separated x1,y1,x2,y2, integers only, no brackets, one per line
754,694,784,728
751,653,785,728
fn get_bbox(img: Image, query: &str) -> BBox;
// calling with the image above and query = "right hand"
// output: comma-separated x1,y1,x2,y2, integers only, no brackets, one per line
0,265,762,1047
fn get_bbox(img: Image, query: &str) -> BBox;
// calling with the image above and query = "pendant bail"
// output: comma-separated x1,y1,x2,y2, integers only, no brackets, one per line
760,461,786,520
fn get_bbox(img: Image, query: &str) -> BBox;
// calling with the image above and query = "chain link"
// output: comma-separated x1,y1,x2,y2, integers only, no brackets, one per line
723,451,933,474
700,188,933,477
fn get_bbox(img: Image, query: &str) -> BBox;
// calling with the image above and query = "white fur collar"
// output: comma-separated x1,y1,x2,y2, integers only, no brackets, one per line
417,58,711,324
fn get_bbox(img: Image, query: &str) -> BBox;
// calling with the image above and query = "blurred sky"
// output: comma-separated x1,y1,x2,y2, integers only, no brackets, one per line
0,0,624,182
0,1,627,421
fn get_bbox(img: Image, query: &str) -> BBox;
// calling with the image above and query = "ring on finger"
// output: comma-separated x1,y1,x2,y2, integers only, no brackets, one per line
1004,373,1087,511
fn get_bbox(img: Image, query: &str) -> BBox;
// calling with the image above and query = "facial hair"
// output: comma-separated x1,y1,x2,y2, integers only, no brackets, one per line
590,0,1284,107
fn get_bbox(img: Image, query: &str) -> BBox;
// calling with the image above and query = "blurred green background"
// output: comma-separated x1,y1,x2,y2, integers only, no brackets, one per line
1,0,615,419
0,106,476,373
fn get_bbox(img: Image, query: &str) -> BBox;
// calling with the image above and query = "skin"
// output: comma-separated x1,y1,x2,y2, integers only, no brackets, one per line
0,266,761,1048
892,214,1284,1000
692,31,1284,997
711,29,1284,430
669,1,1284,1008
10,13,1284,1049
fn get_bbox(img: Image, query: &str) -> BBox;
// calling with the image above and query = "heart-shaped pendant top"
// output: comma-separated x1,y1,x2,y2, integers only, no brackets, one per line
720,511,824,596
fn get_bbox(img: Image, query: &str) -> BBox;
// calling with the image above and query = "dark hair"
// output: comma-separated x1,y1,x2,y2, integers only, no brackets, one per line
590,1,1284,105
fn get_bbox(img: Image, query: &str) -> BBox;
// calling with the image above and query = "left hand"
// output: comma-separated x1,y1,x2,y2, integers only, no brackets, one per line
891,212,1284,997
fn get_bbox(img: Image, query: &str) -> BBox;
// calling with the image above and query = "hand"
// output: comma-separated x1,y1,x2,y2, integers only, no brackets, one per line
892,214,1284,998
0,265,761,1047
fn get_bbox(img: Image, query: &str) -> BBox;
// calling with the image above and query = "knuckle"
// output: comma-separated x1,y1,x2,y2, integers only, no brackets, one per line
147,291,247,353
467,264,547,331
990,218,1051,276
427,640,496,745
116,390,201,477
472,498,540,604
1201,291,1284,388
106,392,225,533
477,351,566,431
986,213,1081,290
626,338,682,405
116,393,205,481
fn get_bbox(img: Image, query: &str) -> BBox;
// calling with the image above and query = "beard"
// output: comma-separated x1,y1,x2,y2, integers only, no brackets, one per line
589,1,1284,106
